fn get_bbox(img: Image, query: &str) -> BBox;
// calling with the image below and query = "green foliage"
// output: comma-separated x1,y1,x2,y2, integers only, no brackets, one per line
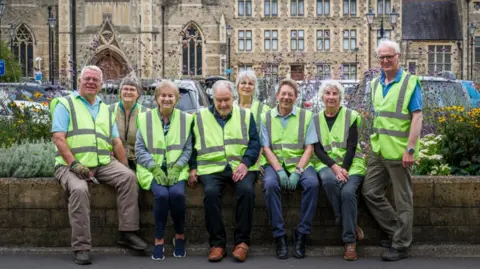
0,139,55,177
0,41,22,82
413,134,450,176
0,102,51,148
436,107,480,176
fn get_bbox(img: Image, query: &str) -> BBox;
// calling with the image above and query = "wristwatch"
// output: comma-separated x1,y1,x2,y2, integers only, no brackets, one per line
296,166,305,174
407,148,415,155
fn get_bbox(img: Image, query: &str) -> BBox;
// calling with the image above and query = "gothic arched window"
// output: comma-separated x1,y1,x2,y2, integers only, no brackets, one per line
12,25,34,77
181,24,203,76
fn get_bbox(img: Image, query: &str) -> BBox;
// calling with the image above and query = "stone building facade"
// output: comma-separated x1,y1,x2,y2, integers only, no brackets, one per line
1,0,479,85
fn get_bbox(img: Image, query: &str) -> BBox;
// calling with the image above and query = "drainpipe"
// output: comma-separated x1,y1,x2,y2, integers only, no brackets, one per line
162,5,165,78
458,41,464,80
467,0,471,80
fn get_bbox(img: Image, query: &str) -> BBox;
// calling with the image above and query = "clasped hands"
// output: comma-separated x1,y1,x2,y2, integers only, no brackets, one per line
276,168,301,191
150,163,182,186
331,164,349,183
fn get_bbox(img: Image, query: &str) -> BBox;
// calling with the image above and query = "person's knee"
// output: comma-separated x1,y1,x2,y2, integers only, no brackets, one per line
203,184,220,199
169,188,186,202
303,176,319,190
236,182,255,198
341,188,357,202
70,183,89,201
263,177,280,192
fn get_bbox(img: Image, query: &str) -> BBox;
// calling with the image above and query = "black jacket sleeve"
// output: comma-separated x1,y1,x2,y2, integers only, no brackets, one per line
188,120,197,169
314,141,336,168
242,114,261,168
342,119,358,171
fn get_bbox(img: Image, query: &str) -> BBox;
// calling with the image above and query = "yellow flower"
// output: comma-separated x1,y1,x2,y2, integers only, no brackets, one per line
438,116,446,123
33,91,43,98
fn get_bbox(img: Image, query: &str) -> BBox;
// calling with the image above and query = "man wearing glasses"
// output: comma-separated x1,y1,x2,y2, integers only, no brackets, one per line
361,39,423,262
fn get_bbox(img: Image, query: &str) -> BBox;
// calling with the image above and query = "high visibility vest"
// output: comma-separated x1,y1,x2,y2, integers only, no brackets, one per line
313,107,366,176
370,72,420,160
50,95,113,168
250,99,270,167
263,107,313,174
136,108,193,190
193,106,258,175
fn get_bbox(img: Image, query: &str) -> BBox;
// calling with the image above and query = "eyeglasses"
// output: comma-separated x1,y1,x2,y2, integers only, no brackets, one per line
82,77,100,83
377,54,398,61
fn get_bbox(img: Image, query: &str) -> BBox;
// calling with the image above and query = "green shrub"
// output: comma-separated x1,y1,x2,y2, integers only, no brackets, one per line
0,139,55,177
414,134,450,176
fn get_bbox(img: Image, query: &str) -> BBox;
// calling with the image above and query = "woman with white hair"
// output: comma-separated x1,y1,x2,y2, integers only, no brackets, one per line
312,80,366,261
109,78,148,170
235,70,270,171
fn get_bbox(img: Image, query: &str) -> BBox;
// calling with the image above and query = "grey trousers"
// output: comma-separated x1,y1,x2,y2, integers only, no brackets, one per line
318,167,363,243
361,152,413,250
55,159,140,251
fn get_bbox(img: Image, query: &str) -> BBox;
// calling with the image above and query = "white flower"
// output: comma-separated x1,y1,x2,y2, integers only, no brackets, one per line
430,169,438,175
424,133,436,139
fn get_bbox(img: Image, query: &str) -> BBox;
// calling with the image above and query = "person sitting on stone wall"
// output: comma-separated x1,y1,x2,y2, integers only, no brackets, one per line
50,65,148,265
260,78,319,259
135,80,193,260
109,77,148,171
188,80,261,263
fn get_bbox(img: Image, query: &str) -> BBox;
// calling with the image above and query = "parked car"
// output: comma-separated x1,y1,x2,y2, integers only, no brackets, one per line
0,83,68,104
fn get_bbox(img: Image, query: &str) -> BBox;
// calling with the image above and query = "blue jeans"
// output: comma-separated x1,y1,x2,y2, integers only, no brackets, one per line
318,167,363,243
150,180,186,239
263,165,319,237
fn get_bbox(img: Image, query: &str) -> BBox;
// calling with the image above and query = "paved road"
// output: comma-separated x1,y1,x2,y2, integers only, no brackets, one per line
0,254,479,269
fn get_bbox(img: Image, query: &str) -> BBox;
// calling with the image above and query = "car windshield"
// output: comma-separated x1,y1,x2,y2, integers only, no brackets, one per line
176,88,197,112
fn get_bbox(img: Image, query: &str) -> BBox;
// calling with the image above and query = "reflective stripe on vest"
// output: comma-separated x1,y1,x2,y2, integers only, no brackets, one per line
136,108,192,190
370,73,420,159
53,95,113,167
313,108,366,175
194,107,257,175
265,107,311,173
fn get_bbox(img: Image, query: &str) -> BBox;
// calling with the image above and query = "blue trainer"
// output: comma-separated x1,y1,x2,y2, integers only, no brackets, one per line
173,238,186,258
152,245,165,261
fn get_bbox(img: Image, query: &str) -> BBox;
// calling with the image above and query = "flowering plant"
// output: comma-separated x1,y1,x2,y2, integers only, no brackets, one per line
414,134,450,176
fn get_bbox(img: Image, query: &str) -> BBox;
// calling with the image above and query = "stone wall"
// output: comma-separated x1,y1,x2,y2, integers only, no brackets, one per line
0,177,479,247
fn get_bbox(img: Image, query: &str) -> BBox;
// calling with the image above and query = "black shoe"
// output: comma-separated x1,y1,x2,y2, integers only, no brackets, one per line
380,239,392,248
292,229,307,259
74,250,91,265
334,216,342,226
381,248,408,261
274,235,288,259
117,232,148,250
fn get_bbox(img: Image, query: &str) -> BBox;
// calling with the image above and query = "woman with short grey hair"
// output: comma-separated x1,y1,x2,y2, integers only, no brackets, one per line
235,70,270,171
312,80,366,261
109,77,148,170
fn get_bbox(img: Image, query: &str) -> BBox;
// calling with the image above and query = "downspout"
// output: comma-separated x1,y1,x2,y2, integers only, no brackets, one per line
467,0,471,80
162,5,165,78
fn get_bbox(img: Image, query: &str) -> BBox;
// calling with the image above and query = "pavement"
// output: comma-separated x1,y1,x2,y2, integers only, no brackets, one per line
0,254,479,269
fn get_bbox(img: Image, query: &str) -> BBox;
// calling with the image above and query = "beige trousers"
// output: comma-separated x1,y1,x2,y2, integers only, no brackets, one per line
55,159,140,251
361,151,413,251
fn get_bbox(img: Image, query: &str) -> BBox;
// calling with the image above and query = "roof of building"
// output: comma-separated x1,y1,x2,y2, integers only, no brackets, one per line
402,0,462,40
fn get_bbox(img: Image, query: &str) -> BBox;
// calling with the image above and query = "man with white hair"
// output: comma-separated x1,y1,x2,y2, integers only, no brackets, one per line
188,80,260,262
50,66,148,265
361,39,423,261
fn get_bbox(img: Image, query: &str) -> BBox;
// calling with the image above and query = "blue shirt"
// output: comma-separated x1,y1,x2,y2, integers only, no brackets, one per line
260,106,318,147
51,91,120,138
189,105,261,169
378,69,423,112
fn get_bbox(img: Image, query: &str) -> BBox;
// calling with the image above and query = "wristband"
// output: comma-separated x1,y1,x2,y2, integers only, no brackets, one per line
296,166,305,174
70,160,80,169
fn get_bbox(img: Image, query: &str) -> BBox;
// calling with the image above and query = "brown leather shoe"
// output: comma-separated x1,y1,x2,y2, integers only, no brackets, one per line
232,242,249,262
208,247,226,262
355,226,364,241
344,243,358,261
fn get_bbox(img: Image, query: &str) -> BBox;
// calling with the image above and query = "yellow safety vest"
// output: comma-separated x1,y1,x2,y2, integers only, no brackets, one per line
370,72,420,160
50,94,113,168
313,107,366,176
250,99,270,167
136,108,193,190
193,106,258,175
263,107,313,174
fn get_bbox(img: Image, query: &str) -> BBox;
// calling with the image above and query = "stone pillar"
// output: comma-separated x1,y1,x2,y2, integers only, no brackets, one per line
139,0,153,79
58,0,71,85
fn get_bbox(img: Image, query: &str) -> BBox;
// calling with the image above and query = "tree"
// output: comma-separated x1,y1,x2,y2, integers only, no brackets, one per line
0,41,22,82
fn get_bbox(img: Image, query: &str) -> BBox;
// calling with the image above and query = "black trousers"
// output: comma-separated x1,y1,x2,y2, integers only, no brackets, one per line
200,168,257,247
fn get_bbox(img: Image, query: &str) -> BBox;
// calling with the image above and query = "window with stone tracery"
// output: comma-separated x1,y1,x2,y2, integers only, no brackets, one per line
181,24,203,76
12,24,34,77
